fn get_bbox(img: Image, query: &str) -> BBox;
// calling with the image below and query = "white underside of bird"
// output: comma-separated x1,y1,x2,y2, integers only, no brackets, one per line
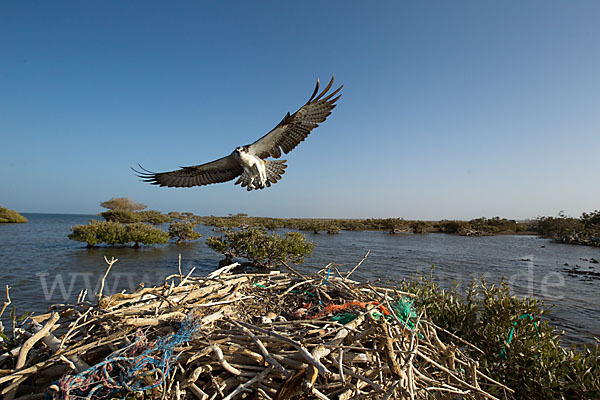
233,149,267,190
231,146,288,191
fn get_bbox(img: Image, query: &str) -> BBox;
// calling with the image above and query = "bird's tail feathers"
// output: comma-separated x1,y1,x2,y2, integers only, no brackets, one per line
233,160,287,191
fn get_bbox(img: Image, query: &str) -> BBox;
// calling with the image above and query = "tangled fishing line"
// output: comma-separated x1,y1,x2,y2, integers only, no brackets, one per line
50,316,201,400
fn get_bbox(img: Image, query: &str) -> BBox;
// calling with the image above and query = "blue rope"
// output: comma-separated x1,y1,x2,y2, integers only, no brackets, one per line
52,316,201,399
315,268,331,305
319,268,330,286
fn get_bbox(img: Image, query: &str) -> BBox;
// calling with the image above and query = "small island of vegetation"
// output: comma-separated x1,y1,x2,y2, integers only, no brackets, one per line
69,197,201,248
0,206,27,223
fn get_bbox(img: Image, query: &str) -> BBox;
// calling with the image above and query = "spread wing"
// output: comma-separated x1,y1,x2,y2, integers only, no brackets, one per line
249,76,342,159
133,155,243,188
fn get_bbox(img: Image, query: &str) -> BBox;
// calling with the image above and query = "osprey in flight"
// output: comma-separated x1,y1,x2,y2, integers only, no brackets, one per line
134,77,342,191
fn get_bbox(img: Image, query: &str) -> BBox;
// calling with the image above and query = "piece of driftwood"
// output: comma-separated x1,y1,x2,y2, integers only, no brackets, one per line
0,258,514,399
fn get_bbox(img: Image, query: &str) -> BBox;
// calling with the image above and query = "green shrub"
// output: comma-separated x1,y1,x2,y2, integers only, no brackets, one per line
535,212,582,238
339,219,364,231
0,206,27,223
439,220,472,234
69,220,168,248
68,222,99,247
400,272,600,399
69,220,127,247
101,209,141,223
410,220,430,234
469,216,520,234
380,218,407,234
250,217,284,230
581,210,600,227
101,209,170,225
125,222,169,248
326,225,340,234
168,220,202,243
535,210,600,246
168,211,182,220
138,210,171,225
515,223,528,233
204,215,243,230
306,221,324,234
206,227,315,268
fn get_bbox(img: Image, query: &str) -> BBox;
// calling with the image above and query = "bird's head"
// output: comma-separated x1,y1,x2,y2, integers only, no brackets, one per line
235,146,249,154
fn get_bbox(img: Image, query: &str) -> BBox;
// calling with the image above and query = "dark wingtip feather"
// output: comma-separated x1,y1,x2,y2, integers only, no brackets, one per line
329,94,343,104
313,76,335,102
132,164,156,175
321,85,343,102
132,164,161,184
306,78,321,104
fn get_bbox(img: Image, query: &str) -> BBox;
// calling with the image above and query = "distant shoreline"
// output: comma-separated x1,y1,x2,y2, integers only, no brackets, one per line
18,212,600,247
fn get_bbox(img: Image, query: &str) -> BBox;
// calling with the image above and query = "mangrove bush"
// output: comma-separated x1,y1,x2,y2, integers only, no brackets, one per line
69,220,168,248
206,227,315,268
168,217,202,244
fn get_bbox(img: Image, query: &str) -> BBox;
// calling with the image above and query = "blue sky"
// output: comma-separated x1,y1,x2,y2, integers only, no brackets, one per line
1,1,599,219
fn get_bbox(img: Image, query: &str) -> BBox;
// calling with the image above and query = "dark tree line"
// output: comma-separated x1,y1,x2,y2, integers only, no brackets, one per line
535,210,600,247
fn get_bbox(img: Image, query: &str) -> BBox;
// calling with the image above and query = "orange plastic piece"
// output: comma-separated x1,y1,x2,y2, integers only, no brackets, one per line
309,300,391,319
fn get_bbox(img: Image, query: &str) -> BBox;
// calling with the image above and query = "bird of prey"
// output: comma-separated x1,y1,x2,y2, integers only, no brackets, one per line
134,76,342,191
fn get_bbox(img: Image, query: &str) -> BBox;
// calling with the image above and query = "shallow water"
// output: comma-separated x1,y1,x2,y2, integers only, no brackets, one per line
1,213,599,344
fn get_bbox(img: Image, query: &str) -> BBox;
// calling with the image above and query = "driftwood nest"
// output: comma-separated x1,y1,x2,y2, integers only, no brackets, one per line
0,256,513,400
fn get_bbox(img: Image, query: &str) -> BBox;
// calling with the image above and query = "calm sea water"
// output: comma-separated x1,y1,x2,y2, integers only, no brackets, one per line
1,213,599,344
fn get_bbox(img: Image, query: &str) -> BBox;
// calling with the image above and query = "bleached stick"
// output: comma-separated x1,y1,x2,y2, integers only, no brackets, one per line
97,256,118,302
345,250,370,280
222,366,272,400
234,320,331,377
178,253,183,283
6,314,60,400
228,319,289,377
15,313,59,370
178,267,196,287
207,263,240,279
0,285,11,320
